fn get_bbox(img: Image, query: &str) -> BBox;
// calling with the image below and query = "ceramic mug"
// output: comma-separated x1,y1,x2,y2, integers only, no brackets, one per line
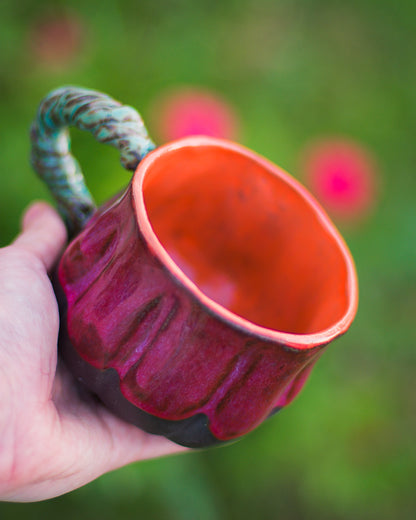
30,86,358,448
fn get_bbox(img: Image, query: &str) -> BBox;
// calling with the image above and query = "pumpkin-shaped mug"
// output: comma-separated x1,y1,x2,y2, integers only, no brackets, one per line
30,87,358,448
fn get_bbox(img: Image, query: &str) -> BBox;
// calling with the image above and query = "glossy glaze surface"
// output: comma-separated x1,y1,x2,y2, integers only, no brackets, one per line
58,137,357,443
142,141,351,335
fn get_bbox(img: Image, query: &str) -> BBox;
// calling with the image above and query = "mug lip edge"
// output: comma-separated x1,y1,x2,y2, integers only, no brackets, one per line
131,135,358,350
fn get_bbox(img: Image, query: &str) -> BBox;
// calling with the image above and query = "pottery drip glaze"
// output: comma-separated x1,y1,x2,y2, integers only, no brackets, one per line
31,87,358,448
59,184,321,442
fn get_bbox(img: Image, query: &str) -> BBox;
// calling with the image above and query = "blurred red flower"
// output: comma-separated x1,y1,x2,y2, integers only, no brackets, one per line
29,11,85,69
151,87,240,142
300,138,379,222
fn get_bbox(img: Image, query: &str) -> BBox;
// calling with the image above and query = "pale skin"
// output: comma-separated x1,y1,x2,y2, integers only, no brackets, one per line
0,202,185,502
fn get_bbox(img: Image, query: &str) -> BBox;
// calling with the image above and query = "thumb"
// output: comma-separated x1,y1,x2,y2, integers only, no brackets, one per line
13,201,68,271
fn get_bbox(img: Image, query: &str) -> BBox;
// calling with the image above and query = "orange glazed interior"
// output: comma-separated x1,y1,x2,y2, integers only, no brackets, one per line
142,142,352,335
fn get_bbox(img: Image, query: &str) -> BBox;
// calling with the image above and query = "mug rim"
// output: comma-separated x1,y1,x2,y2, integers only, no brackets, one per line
132,135,358,350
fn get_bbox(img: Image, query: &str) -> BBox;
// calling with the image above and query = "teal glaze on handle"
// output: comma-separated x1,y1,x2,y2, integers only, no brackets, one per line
30,86,156,235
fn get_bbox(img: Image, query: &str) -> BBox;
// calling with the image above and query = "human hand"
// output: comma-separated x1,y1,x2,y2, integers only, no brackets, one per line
0,202,185,502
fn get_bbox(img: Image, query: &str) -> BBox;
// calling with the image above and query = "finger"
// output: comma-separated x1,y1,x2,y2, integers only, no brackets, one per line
13,202,67,271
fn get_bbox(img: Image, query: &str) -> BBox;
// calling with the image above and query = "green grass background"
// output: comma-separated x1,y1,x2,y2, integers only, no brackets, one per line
0,0,415,518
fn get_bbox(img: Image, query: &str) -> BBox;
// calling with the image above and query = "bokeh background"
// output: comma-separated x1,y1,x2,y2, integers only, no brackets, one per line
1,0,415,518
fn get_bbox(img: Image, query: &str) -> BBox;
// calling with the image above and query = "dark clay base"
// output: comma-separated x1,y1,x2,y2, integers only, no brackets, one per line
56,281,229,448
58,327,226,449
59,332,282,448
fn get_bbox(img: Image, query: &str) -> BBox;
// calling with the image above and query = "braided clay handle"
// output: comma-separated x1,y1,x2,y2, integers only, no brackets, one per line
30,86,156,236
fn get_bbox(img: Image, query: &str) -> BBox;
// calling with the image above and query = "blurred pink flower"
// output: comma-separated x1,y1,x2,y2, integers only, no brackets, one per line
300,138,379,222
29,11,85,69
151,87,240,142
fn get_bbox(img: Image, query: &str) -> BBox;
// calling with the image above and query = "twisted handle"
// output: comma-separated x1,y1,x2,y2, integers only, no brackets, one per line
30,86,156,235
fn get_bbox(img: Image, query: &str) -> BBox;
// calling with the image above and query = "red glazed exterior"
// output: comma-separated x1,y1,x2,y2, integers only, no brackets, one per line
57,137,358,445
